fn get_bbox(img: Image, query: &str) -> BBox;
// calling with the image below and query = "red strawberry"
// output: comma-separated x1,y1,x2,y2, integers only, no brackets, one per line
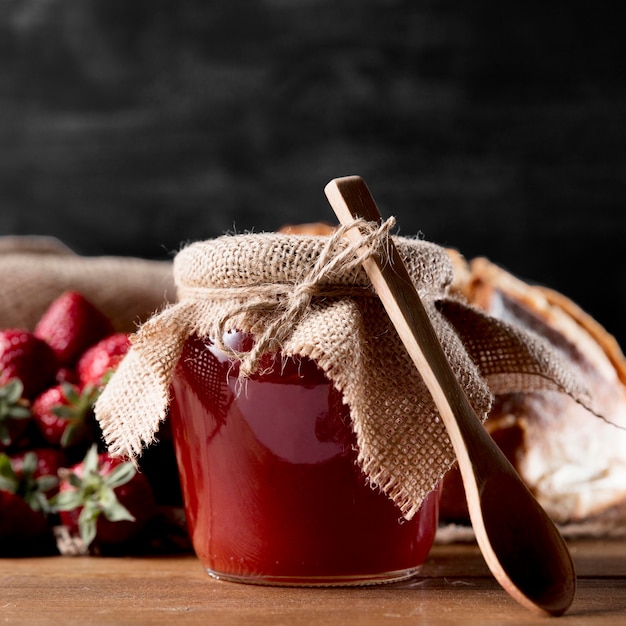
0,329,58,398
31,383,98,448
0,489,49,547
10,447,67,485
2,450,60,511
51,445,156,549
0,379,31,450
77,333,131,387
0,452,53,550
34,291,114,367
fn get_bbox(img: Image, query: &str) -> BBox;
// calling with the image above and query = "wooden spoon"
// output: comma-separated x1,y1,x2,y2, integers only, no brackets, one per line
324,175,576,616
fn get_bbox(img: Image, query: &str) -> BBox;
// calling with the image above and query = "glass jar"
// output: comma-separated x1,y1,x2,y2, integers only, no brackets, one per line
169,331,440,586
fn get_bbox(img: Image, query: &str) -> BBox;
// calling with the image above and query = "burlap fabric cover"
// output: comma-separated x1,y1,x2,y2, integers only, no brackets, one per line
95,224,592,519
0,236,175,332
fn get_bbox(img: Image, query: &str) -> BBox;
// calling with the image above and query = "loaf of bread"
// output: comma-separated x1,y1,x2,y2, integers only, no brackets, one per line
442,256,626,533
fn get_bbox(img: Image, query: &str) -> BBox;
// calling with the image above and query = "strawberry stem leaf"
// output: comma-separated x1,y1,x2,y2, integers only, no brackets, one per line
49,444,138,548
104,462,137,490
0,380,31,444
0,453,18,493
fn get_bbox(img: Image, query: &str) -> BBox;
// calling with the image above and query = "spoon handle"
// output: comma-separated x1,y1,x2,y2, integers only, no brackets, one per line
324,175,576,616
325,176,487,469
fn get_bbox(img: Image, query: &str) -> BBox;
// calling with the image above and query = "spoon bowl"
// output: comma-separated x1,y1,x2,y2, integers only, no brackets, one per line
324,175,576,616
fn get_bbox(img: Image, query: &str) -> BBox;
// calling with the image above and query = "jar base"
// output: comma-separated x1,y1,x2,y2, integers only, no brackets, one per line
205,566,423,587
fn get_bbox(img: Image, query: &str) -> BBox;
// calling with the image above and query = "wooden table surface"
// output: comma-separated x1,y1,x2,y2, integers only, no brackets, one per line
1,539,625,625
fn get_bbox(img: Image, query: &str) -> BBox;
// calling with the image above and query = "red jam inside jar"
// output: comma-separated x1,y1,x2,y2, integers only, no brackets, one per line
169,331,439,585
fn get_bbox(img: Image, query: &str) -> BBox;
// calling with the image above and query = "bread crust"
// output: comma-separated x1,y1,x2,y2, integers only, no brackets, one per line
442,255,626,527
278,222,336,236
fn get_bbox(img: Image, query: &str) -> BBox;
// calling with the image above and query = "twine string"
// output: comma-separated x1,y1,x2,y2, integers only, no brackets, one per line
182,217,397,376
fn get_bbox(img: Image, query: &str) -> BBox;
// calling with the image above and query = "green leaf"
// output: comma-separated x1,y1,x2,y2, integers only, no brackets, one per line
20,452,38,475
50,489,85,512
0,453,14,478
3,379,24,404
60,422,89,449
8,406,30,420
50,383,98,423
66,472,84,490
0,379,31,426
0,454,18,492
36,475,59,493
51,405,77,419
104,462,136,490
27,490,51,514
0,475,16,493
82,445,100,475
61,382,80,403
100,370,115,387
102,499,135,523
78,504,99,548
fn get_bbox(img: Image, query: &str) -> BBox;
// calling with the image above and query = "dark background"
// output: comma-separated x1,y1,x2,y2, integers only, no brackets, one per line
1,1,625,345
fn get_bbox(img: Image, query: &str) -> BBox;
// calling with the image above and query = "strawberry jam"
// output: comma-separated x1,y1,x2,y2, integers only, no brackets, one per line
169,332,439,585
